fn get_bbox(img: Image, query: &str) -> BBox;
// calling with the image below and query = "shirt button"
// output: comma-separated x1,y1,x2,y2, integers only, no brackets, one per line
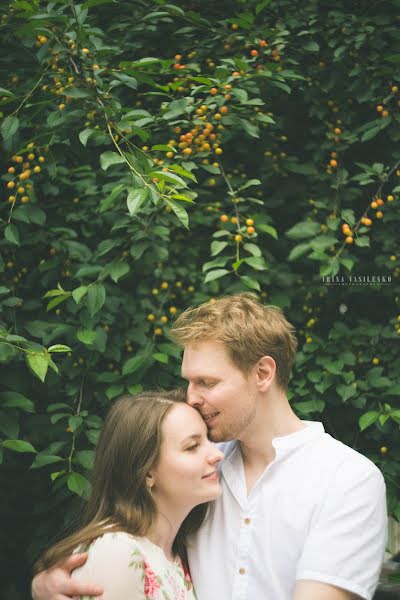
244,518,251,524
239,568,246,575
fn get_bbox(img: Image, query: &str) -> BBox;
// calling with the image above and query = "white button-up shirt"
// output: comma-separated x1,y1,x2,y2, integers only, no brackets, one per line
187,422,387,600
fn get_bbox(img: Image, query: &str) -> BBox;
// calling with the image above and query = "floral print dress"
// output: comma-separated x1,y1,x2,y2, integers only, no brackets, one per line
72,532,197,600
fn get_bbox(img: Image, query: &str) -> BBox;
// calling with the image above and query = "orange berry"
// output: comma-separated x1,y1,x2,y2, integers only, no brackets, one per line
166,151,174,159
330,159,338,167
334,127,341,135
15,156,23,163
376,198,384,206
210,87,218,95
247,226,255,234
345,236,353,244
174,54,182,60
7,181,15,189
232,71,240,77
7,166,15,174
382,110,389,118
220,214,229,222
220,106,228,114
376,211,383,219
231,216,238,224
251,49,259,57
330,152,337,158
363,218,372,226
259,40,268,47
183,147,192,155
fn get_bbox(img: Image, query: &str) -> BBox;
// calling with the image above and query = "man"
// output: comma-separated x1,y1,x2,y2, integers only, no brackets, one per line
32,293,387,600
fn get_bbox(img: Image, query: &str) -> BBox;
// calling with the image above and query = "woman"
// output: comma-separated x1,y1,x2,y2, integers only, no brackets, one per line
34,388,224,599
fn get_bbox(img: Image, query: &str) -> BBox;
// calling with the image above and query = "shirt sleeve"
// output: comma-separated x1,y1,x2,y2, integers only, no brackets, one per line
72,532,147,600
296,458,387,600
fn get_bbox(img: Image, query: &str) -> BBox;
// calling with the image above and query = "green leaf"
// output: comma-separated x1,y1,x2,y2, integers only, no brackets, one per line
0,391,34,413
74,450,95,469
47,344,71,353
79,128,95,146
211,241,228,256
164,199,189,229
4,224,20,246
31,454,63,469
286,222,320,240
2,439,36,453
151,144,176,152
244,256,267,270
72,286,88,304
239,118,260,138
27,352,49,382
240,275,261,291
1,115,19,143
152,353,169,364
202,257,229,272
304,41,320,52
122,353,146,376
151,171,187,187
204,269,230,283
109,261,130,283
68,416,83,432
100,151,125,170
77,329,97,345
105,384,124,400
288,243,310,261
127,188,148,216
87,284,106,317
359,411,379,431
257,224,278,239
355,236,370,248
67,472,91,498
244,243,262,257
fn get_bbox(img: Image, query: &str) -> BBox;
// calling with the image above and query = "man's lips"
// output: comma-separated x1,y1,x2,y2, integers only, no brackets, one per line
202,411,219,423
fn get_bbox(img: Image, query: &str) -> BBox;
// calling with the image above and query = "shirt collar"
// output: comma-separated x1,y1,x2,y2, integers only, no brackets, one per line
271,420,325,457
224,420,325,464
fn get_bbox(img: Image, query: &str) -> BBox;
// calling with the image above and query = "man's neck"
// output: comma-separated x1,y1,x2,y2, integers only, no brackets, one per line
237,391,305,490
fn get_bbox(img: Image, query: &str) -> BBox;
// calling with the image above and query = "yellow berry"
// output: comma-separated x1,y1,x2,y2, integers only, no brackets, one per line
147,313,155,321
33,166,41,174
7,181,15,189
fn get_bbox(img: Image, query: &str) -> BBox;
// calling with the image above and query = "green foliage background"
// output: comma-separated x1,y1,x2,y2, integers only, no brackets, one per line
1,0,399,596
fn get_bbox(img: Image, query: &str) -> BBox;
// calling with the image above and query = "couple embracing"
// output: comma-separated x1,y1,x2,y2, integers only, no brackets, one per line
32,293,387,600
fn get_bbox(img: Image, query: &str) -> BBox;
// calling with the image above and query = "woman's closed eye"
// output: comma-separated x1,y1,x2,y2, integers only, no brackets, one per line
186,443,200,452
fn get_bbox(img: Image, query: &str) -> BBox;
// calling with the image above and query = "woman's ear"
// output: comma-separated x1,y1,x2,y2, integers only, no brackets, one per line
146,472,155,490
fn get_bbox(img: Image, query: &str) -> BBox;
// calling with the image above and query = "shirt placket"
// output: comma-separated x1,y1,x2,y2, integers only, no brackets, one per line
231,495,256,600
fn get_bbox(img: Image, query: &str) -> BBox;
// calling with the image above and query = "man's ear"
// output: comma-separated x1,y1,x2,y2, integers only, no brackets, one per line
256,355,276,391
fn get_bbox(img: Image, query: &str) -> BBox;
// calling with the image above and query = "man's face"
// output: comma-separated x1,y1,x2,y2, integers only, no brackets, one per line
181,340,258,442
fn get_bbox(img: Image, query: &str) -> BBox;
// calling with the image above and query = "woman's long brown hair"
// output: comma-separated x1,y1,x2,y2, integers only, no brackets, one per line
34,388,209,573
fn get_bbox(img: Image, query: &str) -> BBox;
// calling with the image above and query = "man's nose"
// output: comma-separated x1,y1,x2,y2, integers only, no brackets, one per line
186,382,204,408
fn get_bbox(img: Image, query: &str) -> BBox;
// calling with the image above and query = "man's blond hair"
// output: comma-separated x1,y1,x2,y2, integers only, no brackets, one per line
171,293,298,390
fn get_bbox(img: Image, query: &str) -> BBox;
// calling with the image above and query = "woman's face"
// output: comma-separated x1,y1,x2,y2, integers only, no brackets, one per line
150,403,224,510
